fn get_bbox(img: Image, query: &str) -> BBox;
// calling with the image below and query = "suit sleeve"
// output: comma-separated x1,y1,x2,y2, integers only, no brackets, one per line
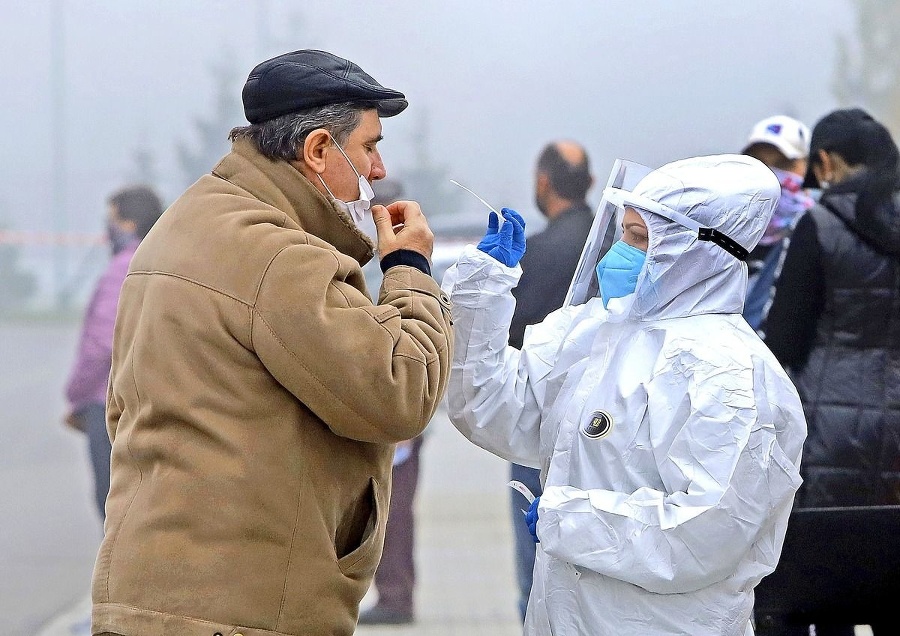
442,246,575,468
250,243,453,443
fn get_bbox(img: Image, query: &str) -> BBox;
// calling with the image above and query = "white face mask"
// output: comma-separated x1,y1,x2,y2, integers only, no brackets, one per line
317,140,378,243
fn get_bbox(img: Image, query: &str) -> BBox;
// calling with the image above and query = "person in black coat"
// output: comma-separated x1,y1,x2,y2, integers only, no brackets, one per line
759,108,900,636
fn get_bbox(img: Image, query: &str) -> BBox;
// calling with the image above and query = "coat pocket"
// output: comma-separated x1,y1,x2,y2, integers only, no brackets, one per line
337,477,384,579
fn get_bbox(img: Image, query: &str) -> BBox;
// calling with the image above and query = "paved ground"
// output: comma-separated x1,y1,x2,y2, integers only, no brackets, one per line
2,321,523,635
1,323,104,636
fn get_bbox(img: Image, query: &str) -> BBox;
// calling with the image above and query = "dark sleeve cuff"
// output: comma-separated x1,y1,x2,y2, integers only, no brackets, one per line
379,249,432,277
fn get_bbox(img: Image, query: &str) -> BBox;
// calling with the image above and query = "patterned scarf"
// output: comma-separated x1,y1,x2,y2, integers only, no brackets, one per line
759,167,814,246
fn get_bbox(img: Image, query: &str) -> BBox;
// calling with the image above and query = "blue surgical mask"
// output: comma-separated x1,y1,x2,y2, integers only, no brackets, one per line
595,240,646,308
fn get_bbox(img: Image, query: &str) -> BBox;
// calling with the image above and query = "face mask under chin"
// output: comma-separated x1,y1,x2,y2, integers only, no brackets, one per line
316,140,376,232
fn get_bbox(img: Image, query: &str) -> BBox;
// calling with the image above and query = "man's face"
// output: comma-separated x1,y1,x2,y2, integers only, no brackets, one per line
319,109,386,201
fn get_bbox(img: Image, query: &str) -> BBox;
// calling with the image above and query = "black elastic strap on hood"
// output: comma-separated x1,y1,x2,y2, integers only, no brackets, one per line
698,227,749,260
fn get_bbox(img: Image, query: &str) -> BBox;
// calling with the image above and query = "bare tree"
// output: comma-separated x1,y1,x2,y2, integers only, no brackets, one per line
833,0,900,136
175,52,245,188
175,8,316,189
402,110,464,221
128,145,159,190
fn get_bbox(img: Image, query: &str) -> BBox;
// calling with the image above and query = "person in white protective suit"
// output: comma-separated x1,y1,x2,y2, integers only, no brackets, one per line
441,154,807,636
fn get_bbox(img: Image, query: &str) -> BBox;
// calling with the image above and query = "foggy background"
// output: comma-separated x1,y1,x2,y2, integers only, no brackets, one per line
2,0,884,309
2,1,898,633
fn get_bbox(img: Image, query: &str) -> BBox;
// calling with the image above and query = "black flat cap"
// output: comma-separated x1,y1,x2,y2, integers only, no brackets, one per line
242,49,408,124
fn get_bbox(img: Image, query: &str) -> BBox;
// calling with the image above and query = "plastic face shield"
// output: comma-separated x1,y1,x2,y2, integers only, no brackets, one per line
564,160,653,306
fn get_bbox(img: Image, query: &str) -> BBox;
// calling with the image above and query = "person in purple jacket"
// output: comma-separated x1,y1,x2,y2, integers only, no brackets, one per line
63,185,163,519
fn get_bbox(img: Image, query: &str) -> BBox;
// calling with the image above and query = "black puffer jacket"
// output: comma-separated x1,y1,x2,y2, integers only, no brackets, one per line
764,180,900,508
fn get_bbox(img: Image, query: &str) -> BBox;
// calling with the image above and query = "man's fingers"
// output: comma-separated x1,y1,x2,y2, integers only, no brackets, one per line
372,205,395,242
372,204,390,227
385,200,423,226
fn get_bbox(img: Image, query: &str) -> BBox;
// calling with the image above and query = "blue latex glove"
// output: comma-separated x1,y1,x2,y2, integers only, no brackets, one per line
476,208,526,267
524,495,540,543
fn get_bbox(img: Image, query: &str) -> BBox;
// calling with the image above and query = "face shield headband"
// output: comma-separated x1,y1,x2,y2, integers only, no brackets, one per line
602,187,749,261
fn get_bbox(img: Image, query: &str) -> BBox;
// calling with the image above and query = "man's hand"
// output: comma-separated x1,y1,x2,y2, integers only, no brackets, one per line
63,410,85,433
372,201,434,260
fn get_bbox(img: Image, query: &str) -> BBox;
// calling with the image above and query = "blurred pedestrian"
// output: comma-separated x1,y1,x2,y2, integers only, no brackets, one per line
443,154,805,635
91,50,453,636
740,115,814,330
760,107,900,635
507,140,594,621
359,177,425,626
63,185,163,520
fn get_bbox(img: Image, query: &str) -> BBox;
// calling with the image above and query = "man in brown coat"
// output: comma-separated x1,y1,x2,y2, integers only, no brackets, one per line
92,50,453,636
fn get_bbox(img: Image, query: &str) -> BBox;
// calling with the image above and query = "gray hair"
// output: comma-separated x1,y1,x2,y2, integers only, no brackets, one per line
229,102,365,161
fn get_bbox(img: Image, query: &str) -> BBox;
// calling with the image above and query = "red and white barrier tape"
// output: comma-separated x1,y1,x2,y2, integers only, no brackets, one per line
0,230,105,246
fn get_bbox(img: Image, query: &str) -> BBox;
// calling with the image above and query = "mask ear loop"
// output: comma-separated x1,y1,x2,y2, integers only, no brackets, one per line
317,173,338,200
330,136,365,181
317,134,372,207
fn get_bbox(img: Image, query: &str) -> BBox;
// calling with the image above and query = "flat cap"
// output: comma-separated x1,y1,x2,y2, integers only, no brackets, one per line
242,49,408,124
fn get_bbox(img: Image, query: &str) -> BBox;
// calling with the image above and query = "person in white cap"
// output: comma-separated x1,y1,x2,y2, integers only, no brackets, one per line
740,115,815,330
442,154,806,635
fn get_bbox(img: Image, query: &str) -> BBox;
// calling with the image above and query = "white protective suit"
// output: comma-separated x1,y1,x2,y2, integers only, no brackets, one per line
442,155,807,636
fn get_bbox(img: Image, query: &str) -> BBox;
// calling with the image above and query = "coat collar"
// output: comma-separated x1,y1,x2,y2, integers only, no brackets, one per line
212,138,375,266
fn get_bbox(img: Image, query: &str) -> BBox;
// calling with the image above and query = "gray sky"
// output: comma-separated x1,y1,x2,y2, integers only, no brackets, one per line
2,0,856,240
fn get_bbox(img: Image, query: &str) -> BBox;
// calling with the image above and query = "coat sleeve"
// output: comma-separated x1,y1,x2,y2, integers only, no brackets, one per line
537,351,805,594
250,243,453,444
441,245,559,468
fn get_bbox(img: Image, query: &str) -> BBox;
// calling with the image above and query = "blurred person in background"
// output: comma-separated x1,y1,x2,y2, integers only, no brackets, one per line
358,177,425,626
91,50,453,636
63,185,163,520
443,154,805,635
740,115,814,331
507,140,594,621
760,108,900,635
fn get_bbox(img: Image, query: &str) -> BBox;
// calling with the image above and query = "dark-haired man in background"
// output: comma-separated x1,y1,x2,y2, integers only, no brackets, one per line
508,140,594,620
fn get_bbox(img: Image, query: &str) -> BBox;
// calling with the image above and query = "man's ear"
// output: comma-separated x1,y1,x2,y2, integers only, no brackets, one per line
300,128,332,173
536,172,551,196
815,148,840,184
817,149,833,176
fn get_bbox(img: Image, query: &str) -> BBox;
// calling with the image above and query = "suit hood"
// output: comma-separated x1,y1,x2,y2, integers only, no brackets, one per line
629,154,780,321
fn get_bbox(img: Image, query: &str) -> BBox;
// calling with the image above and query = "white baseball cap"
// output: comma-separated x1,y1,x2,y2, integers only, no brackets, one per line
743,115,811,160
